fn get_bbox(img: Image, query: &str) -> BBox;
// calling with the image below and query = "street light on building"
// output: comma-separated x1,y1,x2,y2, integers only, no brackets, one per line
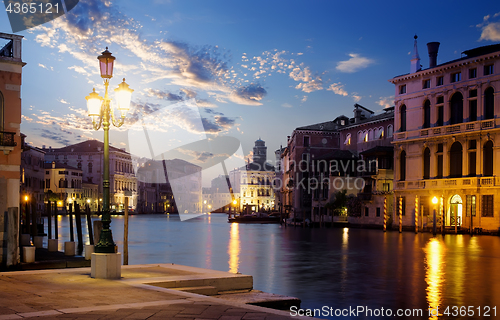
85,48,133,253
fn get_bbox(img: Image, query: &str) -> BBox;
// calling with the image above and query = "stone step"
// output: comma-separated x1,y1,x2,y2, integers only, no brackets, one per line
172,285,218,295
147,275,253,292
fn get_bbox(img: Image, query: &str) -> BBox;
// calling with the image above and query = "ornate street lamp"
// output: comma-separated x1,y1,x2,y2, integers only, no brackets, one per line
85,47,133,253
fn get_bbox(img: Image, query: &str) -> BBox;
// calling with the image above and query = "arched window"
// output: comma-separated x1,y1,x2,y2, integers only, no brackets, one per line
423,148,430,179
450,92,463,125
77,162,82,170
363,130,368,142
450,142,463,178
483,140,493,176
387,125,393,137
400,105,407,132
484,87,494,120
368,129,374,141
423,100,431,128
400,151,406,181
344,133,351,145
358,131,363,143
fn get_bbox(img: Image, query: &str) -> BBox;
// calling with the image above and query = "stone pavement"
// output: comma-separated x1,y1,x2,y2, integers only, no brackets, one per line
0,265,297,319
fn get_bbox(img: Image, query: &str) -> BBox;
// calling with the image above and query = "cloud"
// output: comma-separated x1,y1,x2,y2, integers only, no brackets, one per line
229,83,267,105
327,83,348,96
58,99,70,104
336,53,374,73
289,66,323,92
377,96,394,109
351,93,362,102
479,22,500,41
282,103,293,108
146,89,183,101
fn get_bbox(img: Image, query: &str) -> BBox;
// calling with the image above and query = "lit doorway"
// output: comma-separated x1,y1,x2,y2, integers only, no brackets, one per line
449,194,462,226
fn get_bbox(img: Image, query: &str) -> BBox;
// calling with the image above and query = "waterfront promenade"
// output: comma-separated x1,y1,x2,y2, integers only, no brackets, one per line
0,264,296,320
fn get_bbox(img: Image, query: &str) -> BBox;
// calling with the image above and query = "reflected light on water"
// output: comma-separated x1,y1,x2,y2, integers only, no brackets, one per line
342,227,349,250
425,238,445,319
228,223,240,273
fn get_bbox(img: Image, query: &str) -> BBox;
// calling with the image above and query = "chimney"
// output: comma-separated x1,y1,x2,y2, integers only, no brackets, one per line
427,42,440,68
354,104,362,123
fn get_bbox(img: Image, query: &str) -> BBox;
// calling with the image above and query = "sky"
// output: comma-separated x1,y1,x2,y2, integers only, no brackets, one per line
1,0,500,186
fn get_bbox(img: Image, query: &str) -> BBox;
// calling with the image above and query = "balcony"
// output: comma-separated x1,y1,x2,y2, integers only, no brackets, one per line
394,119,498,141
0,131,17,155
395,176,499,190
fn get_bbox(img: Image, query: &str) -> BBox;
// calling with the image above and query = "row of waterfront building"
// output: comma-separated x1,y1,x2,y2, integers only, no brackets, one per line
2,32,500,241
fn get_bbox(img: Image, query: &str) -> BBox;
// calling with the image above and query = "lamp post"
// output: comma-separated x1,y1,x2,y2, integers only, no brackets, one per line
86,48,133,253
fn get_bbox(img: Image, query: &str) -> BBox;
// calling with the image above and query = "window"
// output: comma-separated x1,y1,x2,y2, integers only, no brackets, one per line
89,155,92,160
450,142,463,178
484,87,494,120
45,179,50,188
387,125,393,137
423,148,430,179
376,207,381,217
482,195,494,217
451,72,461,83
78,155,81,159
423,100,431,128
64,155,67,160
469,151,476,176
466,195,476,217
400,105,406,132
484,64,494,76
88,162,93,174
303,136,310,147
469,90,477,122
437,106,444,127
364,207,369,217
55,155,59,160
399,85,406,94
423,79,431,89
450,92,463,125
383,183,390,192
77,162,82,170
344,133,351,145
437,144,443,179
400,151,406,181
483,140,493,176
437,76,444,86
469,68,477,79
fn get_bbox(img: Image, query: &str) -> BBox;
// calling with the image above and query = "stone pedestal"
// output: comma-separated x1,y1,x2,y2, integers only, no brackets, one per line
64,241,75,256
84,245,94,260
23,246,35,263
33,236,44,248
20,234,31,246
91,253,121,279
48,239,58,252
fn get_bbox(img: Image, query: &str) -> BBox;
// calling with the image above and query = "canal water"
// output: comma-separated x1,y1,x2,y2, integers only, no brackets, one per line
45,214,500,319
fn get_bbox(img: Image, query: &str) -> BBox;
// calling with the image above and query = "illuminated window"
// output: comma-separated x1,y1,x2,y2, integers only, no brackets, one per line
344,133,351,145
482,195,494,217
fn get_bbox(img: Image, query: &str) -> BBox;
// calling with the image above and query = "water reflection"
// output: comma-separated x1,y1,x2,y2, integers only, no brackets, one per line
228,223,240,273
425,238,444,319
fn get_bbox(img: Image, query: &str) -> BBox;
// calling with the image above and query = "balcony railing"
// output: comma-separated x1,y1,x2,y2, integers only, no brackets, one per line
395,176,498,190
394,119,498,141
0,131,16,147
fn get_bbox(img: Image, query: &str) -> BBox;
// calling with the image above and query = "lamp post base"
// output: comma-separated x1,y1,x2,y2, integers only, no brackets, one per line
91,252,121,279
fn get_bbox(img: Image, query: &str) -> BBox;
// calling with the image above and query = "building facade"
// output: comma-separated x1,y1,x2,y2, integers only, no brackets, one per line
20,135,45,213
281,121,340,221
391,40,500,232
0,32,24,224
240,139,276,213
44,161,83,209
43,140,138,212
